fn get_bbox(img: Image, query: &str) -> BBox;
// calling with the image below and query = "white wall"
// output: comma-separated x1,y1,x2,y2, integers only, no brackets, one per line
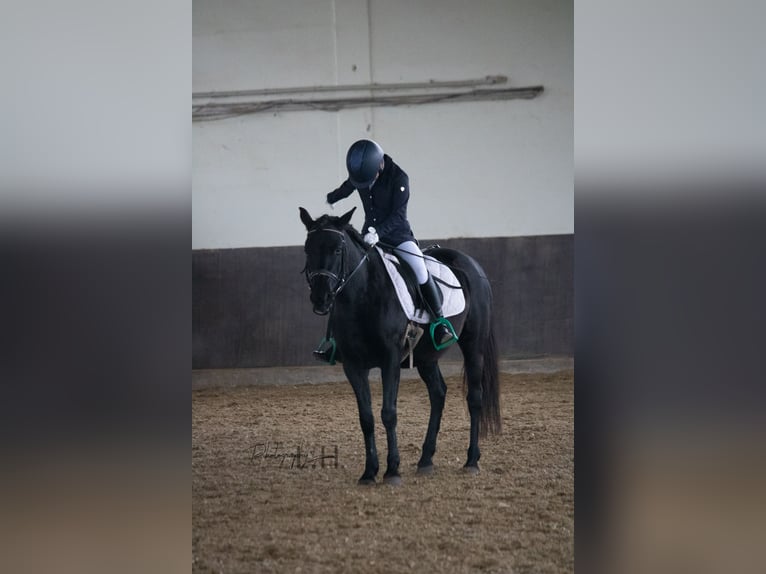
193,0,572,249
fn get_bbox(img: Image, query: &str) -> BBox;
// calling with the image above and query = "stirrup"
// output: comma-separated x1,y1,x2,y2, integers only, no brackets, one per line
313,337,337,365
430,318,458,350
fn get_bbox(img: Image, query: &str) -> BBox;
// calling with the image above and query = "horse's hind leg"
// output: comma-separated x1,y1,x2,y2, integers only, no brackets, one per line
415,361,447,474
344,365,379,484
461,343,484,473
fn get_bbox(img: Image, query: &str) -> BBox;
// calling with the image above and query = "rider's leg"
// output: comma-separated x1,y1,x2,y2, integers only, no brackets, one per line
394,241,456,347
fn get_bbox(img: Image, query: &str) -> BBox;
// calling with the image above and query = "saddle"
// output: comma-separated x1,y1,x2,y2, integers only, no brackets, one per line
374,245,464,368
375,245,466,324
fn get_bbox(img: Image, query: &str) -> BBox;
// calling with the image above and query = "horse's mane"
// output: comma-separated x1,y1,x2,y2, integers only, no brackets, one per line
315,213,366,248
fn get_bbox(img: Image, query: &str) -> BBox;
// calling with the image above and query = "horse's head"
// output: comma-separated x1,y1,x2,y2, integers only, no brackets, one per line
299,206,357,315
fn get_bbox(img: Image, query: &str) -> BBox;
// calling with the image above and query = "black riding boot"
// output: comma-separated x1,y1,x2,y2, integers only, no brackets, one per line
313,338,335,363
420,275,456,348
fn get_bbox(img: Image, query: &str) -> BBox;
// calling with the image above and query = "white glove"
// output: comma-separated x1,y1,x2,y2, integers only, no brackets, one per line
363,227,379,246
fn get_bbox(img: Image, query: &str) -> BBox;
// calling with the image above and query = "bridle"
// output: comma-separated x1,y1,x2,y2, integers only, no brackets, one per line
303,227,371,308
304,227,346,292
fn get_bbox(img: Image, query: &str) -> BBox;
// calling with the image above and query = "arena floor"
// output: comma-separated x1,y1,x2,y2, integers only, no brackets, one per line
193,361,573,573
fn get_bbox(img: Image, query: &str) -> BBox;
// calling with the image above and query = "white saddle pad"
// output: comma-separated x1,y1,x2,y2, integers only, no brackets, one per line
377,247,466,324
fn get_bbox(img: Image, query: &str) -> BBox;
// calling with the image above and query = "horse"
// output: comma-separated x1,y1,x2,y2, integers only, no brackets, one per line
299,206,501,485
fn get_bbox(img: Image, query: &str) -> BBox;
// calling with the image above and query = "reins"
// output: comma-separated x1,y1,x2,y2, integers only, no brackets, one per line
335,248,372,297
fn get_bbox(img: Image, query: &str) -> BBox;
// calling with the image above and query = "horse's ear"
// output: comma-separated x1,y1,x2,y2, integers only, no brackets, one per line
299,207,315,230
338,206,356,227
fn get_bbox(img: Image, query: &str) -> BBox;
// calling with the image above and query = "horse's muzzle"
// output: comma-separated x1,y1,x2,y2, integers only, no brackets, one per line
311,291,333,315
310,280,334,315
312,304,331,316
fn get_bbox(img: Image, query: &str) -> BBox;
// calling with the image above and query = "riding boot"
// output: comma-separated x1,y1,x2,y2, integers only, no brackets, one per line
420,275,456,348
313,338,335,363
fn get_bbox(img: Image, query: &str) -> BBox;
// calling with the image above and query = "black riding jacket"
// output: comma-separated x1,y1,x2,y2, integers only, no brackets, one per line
327,154,416,246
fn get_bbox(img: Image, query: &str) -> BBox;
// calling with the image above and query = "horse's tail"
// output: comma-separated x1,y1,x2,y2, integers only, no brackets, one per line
439,247,502,437
477,323,502,437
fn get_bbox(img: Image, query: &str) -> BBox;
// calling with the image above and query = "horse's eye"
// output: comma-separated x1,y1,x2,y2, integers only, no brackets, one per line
334,247,342,255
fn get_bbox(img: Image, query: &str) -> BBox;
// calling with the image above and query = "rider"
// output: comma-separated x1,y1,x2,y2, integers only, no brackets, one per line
324,139,456,350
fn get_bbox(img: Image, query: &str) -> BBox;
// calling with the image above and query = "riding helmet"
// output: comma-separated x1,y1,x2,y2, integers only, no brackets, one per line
346,139,384,189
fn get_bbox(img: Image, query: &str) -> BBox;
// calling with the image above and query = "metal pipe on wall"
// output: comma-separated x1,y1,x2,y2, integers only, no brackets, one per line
192,75,509,100
192,81,543,122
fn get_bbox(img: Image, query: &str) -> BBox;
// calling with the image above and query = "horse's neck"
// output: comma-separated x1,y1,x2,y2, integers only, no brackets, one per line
338,238,379,307
343,237,368,285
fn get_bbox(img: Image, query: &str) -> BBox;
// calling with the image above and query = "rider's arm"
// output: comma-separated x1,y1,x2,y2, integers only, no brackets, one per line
327,179,355,205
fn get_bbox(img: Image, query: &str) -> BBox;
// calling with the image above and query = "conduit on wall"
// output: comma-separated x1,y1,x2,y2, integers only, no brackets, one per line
192,75,544,122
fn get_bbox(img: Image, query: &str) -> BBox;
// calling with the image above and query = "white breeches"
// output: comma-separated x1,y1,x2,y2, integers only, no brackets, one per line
394,241,429,284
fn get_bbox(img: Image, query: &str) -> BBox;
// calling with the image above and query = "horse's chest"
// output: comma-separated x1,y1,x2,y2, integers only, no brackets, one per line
333,304,406,359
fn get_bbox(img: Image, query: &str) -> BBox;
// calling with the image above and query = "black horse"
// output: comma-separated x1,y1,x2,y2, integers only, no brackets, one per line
300,206,501,484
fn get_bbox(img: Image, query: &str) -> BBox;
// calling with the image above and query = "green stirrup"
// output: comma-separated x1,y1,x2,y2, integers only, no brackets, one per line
316,337,338,365
430,317,458,351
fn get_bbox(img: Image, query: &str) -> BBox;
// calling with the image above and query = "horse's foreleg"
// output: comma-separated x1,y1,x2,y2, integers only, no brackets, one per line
345,366,378,484
380,360,402,484
415,361,447,473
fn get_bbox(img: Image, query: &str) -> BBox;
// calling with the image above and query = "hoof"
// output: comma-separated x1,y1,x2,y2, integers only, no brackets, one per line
357,477,376,486
383,474,402,486
416,465,435,476
463,465,480,476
